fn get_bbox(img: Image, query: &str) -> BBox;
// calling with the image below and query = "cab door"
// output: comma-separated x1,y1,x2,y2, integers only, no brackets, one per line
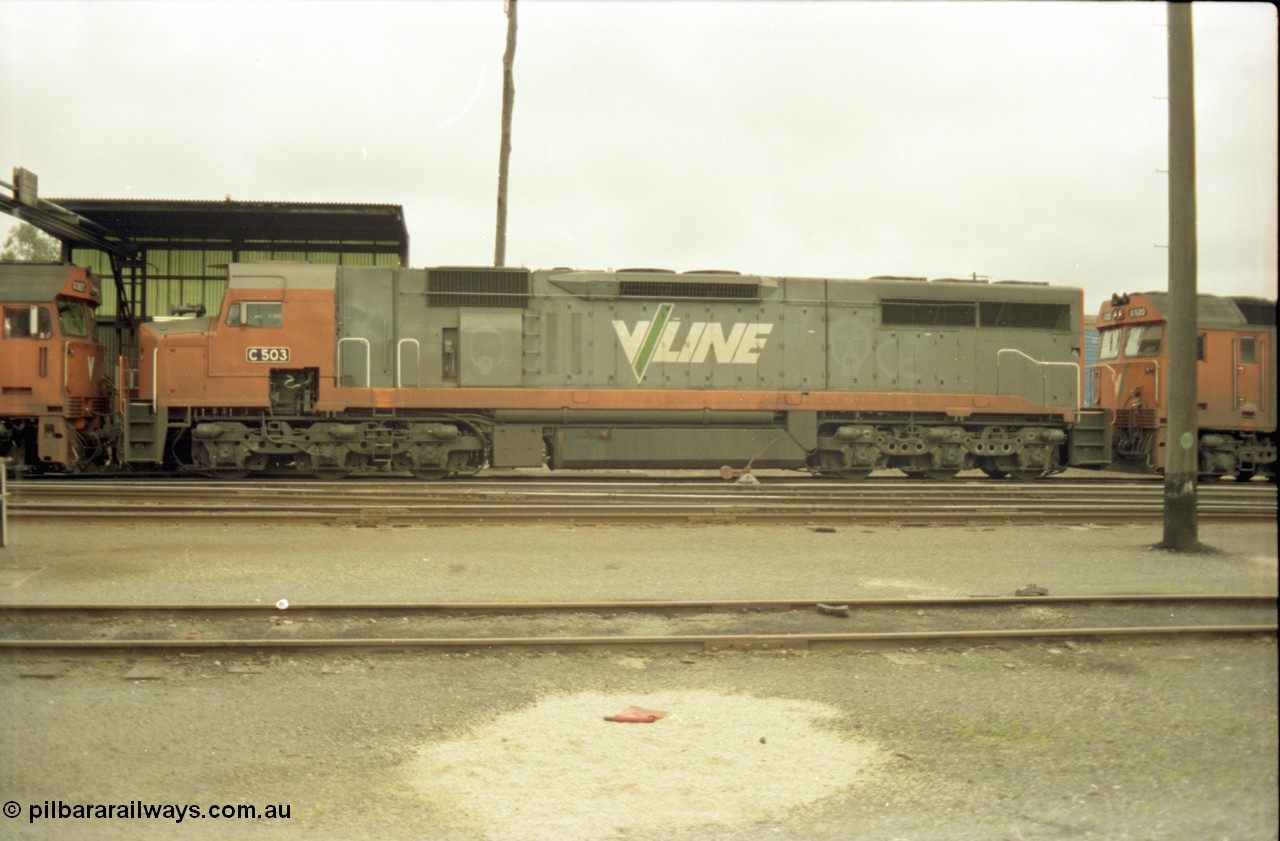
1234,334,1267,422
57,299,106,408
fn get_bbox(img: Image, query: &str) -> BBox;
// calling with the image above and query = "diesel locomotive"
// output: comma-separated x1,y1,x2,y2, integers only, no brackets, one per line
39,260,1277,481
4,260,1113,480
0,264,114,468
1094,292,1276,480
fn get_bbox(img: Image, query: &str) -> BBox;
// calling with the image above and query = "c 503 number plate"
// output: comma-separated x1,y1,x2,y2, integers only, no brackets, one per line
246,347,291,363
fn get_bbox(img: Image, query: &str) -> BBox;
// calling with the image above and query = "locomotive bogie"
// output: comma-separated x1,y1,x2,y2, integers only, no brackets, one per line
184,415,486,479
814,420,1068,480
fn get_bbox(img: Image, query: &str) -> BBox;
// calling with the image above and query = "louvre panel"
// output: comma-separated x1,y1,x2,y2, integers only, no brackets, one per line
618,280,758,300
427,268,531,308
979,301,1071,330
1230,297,1277,326
880,299,975,327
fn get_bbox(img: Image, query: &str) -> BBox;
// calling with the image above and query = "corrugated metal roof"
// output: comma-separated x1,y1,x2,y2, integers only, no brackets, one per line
49,198,409,261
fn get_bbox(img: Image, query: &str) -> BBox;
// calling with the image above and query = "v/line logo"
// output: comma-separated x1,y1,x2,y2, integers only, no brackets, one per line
612,302,774,382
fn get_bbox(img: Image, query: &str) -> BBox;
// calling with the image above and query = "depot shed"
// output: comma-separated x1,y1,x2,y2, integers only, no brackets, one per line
53,198,409,323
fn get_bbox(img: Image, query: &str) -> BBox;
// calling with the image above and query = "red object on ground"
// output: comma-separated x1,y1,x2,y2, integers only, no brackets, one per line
603,706,669,723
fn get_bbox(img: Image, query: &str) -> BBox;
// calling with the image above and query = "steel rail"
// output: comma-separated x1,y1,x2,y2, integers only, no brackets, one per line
6,504,1271,525
9,479,1271,499
2,593,1275,613
3,595,1273,652
2,625,1274,652
6,479,1274,525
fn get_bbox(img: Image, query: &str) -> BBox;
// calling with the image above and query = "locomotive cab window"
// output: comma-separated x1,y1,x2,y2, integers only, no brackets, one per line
3,305,52,339
57,300,91,338
1123,324,1163,357
226,301,283,328
1239,336,1257,364
1197,333,1206,362
1098,327,1122,360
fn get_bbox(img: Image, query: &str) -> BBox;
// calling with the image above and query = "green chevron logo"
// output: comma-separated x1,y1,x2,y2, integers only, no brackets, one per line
623,302,674,382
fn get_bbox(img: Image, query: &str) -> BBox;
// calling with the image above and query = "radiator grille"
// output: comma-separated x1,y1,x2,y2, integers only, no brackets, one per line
618,280,759,300
1118,408,1159,430
979,301,1071,330
64,396,109,417
880,299,976,327
427,268,530,308
1230,297,1277,326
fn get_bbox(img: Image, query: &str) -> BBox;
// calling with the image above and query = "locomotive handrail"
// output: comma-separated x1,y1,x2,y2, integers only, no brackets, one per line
151,348,157,404
397,338,421,388
62,341,69,392
0,457,8,548
1087,362,1123,405
996,348,1081,410
337,337,371,388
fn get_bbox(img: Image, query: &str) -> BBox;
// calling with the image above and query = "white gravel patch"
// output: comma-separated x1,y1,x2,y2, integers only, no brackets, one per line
406,688,885,840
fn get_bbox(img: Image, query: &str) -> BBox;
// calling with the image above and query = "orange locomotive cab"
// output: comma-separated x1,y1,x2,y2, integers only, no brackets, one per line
139,262,338,410
133,263,342,473
0,264,111,470
1094,292,1276,480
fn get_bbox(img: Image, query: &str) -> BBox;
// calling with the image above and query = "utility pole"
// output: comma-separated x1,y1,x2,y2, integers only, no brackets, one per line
494,0,518,267
1162,2,1199,550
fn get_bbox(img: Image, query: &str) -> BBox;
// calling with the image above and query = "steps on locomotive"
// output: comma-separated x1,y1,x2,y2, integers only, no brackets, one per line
122,401,165,464
1068,408,1113,467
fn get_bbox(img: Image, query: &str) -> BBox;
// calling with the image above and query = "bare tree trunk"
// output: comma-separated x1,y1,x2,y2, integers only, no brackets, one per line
494,0,517,267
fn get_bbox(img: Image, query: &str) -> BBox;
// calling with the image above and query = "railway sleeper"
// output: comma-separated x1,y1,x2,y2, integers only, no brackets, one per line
815,423,1065,480
188,419,485,479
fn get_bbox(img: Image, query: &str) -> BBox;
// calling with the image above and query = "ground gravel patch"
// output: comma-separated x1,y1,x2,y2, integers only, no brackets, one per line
406,688,885,840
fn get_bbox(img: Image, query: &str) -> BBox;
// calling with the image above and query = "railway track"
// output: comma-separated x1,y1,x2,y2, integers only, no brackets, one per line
1,595,1274,653
4,477,1275,525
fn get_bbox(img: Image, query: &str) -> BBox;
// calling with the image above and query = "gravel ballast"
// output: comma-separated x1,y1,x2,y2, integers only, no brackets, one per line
1,519,1276,839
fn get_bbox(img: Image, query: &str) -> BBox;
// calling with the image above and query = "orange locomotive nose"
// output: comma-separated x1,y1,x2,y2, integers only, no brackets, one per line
1,264,108,471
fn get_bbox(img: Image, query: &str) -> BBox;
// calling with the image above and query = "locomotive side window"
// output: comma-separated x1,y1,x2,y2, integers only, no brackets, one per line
226,301,283,328
1239,336,1256,364
3,305,52,339
1098,327,1122,360
1196,333,1206,361
57,300,91,337
1123,324,1163,357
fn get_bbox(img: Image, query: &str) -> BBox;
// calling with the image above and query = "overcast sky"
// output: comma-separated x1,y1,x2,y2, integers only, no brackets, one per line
2,0,1276,313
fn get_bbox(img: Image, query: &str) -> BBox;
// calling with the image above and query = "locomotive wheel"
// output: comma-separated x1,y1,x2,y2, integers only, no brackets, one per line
828,469,872,481
1009,468,1045,481
924,469,960,480
410,468,449,481
978,457,1019,479
301,449,361,480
